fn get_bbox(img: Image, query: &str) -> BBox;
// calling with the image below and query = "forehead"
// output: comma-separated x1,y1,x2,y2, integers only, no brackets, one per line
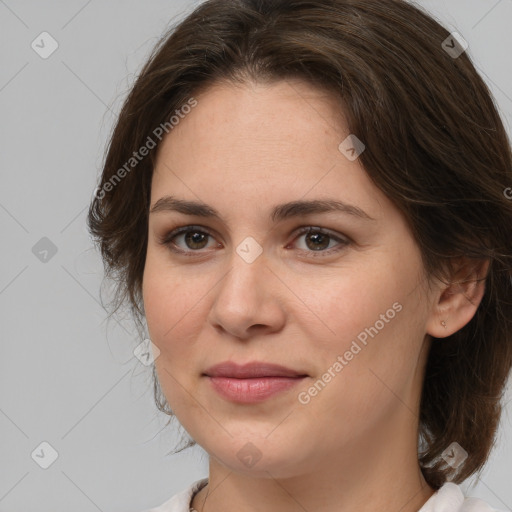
155,80,354,178
188,78,348,143
150,79,390,224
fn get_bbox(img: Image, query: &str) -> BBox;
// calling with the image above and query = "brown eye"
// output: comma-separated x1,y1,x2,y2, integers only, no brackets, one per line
160,226,220,254
182,230,210,250
291,227,350,257
304,231,331,251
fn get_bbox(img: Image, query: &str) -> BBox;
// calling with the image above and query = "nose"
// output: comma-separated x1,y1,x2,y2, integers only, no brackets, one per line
207,246,286,340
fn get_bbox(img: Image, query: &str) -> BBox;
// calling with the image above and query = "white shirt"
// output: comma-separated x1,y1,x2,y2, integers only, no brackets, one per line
141,478,505,512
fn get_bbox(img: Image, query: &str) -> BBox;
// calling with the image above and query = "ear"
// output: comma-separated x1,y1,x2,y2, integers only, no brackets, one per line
426,257,490,339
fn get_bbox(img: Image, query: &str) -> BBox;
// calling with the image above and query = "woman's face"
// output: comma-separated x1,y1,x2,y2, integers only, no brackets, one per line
143,79,440,478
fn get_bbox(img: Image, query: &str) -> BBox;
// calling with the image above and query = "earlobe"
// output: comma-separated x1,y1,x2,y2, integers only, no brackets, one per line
426,258,490,339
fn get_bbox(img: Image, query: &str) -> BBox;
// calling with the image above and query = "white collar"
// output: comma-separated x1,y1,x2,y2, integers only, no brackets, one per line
144,478,502,512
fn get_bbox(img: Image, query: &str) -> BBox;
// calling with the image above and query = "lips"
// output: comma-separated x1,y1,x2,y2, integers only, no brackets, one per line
203,361,309,403
203,361,308,379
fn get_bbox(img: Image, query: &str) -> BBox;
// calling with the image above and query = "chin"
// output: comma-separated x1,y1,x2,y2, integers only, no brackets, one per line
196,430,314,479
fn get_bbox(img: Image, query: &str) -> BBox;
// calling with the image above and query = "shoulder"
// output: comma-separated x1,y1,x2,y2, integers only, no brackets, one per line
141,478,208,512
419,482,507,512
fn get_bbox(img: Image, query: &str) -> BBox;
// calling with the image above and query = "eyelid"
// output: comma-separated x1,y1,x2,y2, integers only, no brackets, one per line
291,225,349,242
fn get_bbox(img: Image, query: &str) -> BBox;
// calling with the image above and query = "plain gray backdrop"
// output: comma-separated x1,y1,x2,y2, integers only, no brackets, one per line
1,1,511,511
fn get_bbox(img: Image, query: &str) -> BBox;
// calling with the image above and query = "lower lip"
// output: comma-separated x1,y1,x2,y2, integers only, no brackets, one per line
206,376,306,403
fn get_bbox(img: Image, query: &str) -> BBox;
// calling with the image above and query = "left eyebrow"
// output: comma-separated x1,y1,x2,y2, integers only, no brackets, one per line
149,196,376,222
270,198,376,222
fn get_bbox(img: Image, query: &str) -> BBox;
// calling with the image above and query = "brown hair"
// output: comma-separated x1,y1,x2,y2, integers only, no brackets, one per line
87,0,512,489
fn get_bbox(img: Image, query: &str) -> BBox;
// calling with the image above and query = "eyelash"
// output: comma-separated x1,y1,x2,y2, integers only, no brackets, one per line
158,225,350,259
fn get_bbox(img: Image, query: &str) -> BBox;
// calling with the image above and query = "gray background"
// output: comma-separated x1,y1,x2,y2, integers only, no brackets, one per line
0,1,511,511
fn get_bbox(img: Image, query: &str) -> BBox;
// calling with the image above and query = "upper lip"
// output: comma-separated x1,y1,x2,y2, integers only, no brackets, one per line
204,361,308,378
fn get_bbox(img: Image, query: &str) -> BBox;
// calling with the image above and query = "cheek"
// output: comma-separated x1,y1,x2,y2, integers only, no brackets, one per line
293,272,425,444
142,258,209,415
297,251,426,395
300,258,410,351
142,255,206,355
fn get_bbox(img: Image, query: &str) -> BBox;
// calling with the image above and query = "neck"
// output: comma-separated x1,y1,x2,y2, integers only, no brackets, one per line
191,417,435,512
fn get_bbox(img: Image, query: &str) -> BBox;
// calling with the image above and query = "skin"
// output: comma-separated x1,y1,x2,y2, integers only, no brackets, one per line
142,78,488,512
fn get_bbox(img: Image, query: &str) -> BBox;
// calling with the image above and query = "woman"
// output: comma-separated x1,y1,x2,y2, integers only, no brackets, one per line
87,0,512,511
